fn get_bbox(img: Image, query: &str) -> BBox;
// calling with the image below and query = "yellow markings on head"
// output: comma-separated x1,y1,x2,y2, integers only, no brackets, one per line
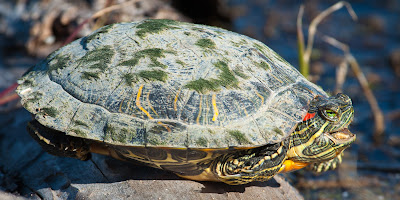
211,94,219,121
196,95,203,124
305,121,329,144
136,85,153,119
174,89,180,111
288,121,330,159
293,121,317,136
255,91,264,105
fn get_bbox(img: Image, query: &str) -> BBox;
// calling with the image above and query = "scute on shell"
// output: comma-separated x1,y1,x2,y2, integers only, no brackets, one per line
17,19,327,149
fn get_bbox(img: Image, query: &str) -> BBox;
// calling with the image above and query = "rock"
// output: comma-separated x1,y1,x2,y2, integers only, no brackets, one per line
0,109,303,199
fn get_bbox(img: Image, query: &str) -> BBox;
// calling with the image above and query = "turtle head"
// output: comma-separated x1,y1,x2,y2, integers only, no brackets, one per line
287,93,356,163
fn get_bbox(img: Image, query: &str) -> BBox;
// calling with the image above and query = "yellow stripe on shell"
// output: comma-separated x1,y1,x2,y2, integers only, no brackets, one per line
255,91,264,105
243,107,249,117
136,85,153,119
118,98,124,113
271,74,283,84
212,94,219,121
196,95,202,124
205,95,210,125
174,89,180,111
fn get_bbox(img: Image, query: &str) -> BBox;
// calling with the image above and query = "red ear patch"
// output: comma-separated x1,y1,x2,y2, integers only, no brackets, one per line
303,112,316,121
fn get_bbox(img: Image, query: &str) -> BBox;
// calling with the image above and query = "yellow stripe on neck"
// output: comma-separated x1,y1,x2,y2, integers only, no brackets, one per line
288,122,329,158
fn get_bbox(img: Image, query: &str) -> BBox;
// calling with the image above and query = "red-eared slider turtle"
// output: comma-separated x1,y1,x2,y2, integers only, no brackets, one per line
16,19,355,185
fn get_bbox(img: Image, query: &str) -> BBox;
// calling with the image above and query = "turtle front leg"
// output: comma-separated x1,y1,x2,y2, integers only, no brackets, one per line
309,152,343,172
213,140,289,185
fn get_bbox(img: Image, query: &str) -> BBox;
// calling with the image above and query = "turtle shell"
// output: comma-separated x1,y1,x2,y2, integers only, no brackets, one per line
17,19,327,150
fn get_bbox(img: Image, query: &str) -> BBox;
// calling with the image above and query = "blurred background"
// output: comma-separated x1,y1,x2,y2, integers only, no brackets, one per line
0,0,399,199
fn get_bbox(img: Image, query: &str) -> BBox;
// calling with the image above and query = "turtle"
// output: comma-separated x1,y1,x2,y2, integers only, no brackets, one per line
16,19,356,185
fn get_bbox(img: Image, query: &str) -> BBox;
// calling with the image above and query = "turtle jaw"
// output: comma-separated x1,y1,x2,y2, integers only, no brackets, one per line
325,128,356,146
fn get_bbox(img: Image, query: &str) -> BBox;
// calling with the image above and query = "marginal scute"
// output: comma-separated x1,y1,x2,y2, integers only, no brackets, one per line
103,113,146,145
38,107,58,118
70,129,87,137
195,137,208,147
228,130,251,145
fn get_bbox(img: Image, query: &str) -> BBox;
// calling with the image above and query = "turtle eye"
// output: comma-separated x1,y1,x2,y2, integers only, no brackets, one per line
322,109,339,122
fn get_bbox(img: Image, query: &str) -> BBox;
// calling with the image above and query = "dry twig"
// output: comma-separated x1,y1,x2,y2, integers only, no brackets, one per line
322,35,385,140
0,82,19,107
63,0,141,45
297,5,306,77
297,1,357,79
334,60,349,94
0,93,19,106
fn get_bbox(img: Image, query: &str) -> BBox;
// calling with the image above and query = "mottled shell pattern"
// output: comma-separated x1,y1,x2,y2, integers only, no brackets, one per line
17,19,327,149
